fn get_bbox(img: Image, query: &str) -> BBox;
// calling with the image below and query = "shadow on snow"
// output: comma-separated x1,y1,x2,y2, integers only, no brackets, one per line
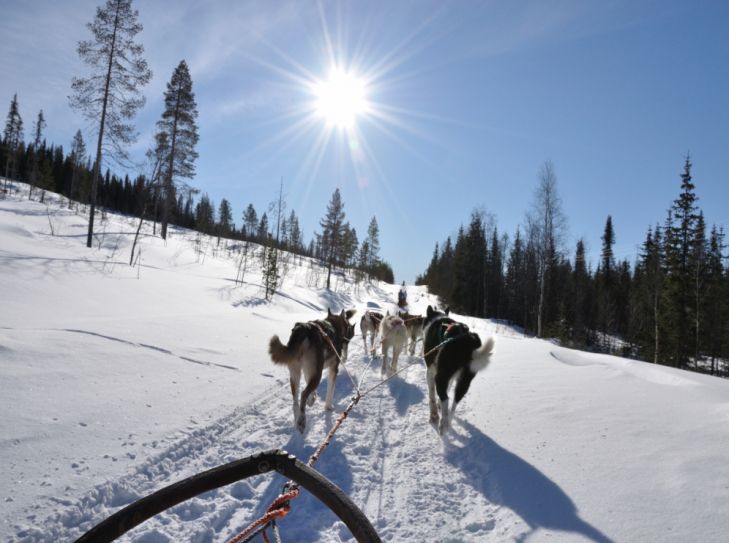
445,419,614,543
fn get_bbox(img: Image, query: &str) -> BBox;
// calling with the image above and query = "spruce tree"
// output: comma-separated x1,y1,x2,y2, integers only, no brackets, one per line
194,194,215,234
70,0,151,247
3,93,24,192
262,242,280,300
288,210,302,253
257,212,269,241
571,239,591,345
69,129,87,203
664,156,700,368
703,226,725,372
597,215,617,348
158,60,199,240
218,198,233,239
29,110,46,200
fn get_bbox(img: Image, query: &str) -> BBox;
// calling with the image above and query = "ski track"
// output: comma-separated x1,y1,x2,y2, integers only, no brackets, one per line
10,336,510,543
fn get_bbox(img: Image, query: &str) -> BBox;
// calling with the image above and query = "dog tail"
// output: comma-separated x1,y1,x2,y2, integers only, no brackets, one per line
470,335,495,372
269,325,308,364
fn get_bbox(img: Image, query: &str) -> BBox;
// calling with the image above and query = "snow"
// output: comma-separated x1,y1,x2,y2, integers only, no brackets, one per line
2,182,729,542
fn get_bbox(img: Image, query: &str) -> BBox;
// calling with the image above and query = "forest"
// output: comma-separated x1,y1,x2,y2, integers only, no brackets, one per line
417,159,728,376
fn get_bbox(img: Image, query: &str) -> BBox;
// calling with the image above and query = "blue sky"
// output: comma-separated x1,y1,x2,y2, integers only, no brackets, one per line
2,0,728,283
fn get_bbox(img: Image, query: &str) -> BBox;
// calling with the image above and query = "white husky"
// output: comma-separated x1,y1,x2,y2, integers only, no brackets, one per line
379,313,408,373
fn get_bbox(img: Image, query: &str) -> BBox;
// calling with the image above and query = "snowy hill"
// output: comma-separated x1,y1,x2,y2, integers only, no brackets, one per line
2,183,729,543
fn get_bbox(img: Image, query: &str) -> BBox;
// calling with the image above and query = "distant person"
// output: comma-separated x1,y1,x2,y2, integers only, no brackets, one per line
397,281,407,308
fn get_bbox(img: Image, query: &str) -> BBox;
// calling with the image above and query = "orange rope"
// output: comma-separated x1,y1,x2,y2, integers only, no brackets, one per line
307,393,360,467
227,488,300,543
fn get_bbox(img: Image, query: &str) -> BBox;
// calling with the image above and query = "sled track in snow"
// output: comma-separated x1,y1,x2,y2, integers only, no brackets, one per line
11,340,504,542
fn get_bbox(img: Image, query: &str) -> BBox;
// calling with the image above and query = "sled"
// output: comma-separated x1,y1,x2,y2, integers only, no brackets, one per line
75,449,380,543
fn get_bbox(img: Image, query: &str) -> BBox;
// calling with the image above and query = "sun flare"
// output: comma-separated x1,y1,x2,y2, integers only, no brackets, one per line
313,69,369,129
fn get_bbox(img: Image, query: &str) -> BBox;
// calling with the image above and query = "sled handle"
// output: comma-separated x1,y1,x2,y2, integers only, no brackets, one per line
75,449,380,543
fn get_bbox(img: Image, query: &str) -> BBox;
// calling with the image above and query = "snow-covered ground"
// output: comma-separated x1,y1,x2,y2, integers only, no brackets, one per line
2,182,729,543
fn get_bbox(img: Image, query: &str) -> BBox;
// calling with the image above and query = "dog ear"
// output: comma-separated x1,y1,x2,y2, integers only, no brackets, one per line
426,305,433,317
328,308,333,317
340,309,346,319
445,306,450,316
346,309,356,320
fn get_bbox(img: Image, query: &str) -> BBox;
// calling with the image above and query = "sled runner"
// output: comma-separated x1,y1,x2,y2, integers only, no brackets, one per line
75,449,380,543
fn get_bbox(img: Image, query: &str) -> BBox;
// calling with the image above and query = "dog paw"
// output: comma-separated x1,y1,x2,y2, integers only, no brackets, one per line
296,416,306,433
438,420,449,435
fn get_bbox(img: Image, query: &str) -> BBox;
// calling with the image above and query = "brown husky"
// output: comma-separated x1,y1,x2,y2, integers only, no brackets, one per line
269,308,356,432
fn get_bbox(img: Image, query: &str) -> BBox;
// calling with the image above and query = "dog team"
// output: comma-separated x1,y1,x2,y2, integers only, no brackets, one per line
269,301,494,435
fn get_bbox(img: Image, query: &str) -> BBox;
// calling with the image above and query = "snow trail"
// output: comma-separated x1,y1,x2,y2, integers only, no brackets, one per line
10,324,516,543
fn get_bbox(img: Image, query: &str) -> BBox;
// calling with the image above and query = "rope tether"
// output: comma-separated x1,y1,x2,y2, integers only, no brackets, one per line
227,330,461,543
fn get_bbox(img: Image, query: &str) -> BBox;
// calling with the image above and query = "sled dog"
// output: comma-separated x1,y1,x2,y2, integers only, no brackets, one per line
269,308,356,432
360,310,383,356
423,305,494,434
399,311,424,356
379,312,408,374
341,319,356,363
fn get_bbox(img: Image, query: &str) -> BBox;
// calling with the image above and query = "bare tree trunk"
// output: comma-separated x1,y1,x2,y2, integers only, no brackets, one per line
130,203,147,266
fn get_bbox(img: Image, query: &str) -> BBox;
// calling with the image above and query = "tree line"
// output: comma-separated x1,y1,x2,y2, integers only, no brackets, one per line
417,159,728,376
1,0,394,296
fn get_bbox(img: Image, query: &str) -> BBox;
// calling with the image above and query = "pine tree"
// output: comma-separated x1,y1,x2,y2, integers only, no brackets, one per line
319,188,346,289
366,216,380,268
3,93,24,192
243,204,258,240
158,60,199,240
29,110,46,200
70,0,152,247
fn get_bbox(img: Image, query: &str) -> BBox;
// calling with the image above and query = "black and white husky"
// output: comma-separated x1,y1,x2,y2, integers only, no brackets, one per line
379,312,408,373
269,308,356,432
423,305,495,434
360,310,383,356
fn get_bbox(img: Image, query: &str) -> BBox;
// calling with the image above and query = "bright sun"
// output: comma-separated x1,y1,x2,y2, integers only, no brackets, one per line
313,69,369,129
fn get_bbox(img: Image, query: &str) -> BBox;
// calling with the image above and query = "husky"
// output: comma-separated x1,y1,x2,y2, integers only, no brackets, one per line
360,310,383,356
379,312,408,374
341,319,356,363
399,311,424,356
423,305,494,434
269,308,356,432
